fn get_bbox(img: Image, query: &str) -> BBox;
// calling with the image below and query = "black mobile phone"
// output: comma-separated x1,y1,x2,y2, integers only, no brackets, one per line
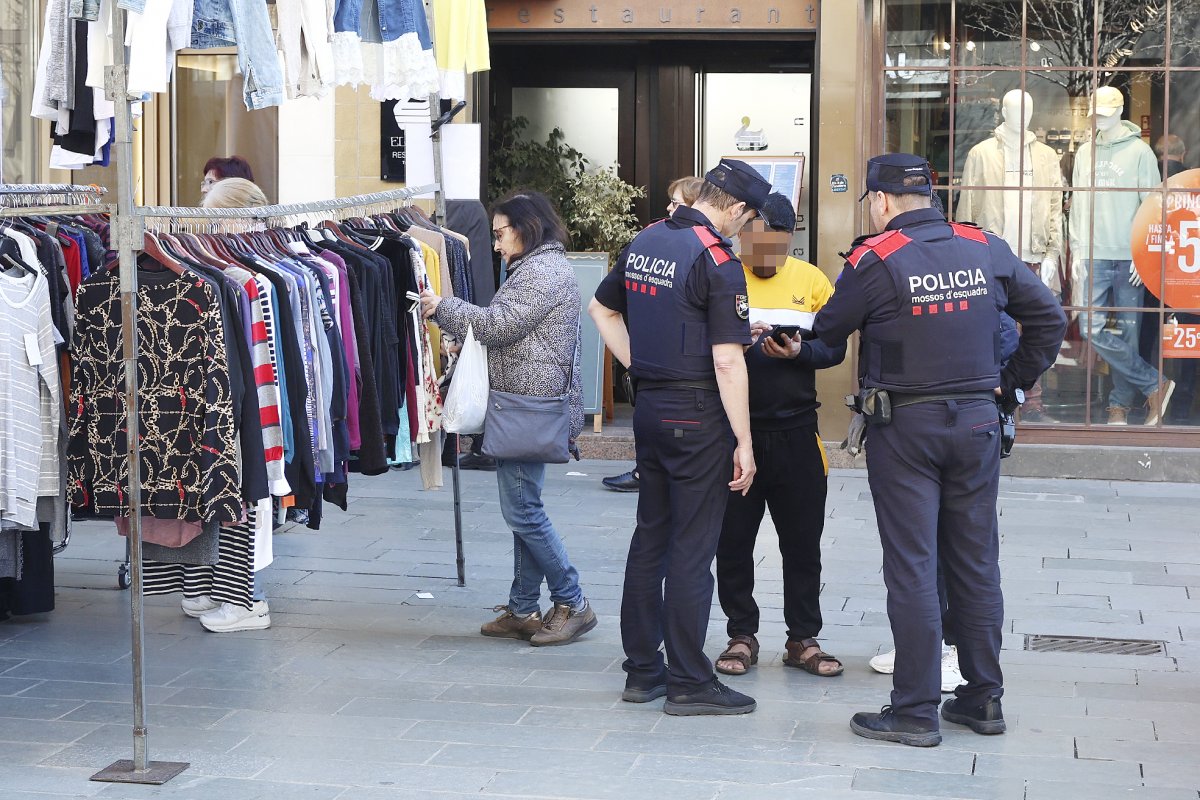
770,325,803,345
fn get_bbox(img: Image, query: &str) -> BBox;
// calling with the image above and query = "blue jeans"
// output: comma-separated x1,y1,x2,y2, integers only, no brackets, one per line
191,0,284,109
496,460,583,616
1079,259,1161,409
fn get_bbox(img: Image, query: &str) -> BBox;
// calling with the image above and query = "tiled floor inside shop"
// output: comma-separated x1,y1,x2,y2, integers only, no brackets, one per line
1,461,1198,799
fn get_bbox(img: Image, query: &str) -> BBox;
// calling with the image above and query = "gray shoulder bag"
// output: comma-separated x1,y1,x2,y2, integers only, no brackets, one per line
481,330,579,464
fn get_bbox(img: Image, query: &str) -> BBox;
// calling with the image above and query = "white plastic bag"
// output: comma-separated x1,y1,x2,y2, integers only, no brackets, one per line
442,325,488,434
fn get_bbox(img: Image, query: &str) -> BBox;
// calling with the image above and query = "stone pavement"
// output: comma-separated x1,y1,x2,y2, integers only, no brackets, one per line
1,461,1198,800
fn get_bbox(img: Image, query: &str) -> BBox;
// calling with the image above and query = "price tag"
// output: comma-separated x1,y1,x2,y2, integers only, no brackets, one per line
1162,323,1200,359
25,333,43,366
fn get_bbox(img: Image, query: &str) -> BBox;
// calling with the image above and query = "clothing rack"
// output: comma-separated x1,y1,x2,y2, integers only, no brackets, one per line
0,184,108,207
136,185,437,220
91,1,458,784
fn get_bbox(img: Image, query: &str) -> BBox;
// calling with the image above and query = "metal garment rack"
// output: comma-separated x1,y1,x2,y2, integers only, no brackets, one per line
89,3,460,785
0,188,113,560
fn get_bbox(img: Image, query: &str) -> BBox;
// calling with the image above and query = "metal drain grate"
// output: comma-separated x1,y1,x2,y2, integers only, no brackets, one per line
1025,634,1166,657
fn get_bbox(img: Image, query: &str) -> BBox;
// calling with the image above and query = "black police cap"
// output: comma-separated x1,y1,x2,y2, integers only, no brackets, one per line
704,158,772,211
858,153,933,201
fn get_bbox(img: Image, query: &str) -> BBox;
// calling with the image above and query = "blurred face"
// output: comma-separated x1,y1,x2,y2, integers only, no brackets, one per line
201,170,220,194
666,192,687,216
492,214,523,261
740,218,791,277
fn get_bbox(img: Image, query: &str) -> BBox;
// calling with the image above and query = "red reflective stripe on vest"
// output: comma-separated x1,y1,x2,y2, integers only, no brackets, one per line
847,245,872,269
691,225,732,266
951,222,988,243
692,226,721,248
868,230,912,261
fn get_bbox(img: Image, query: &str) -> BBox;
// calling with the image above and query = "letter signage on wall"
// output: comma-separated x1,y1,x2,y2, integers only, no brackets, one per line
486,0,818,31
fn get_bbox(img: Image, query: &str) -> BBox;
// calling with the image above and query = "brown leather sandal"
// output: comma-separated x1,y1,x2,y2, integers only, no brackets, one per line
783,638,844,677
715,634,759,676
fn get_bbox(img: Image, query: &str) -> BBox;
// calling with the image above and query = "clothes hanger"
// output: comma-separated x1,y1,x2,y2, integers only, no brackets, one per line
140,230,187,275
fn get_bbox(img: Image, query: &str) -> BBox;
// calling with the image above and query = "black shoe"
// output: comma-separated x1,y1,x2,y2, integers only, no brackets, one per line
663,679,755,716
622,673,667,703
458,453,497,471
601,470,639,492
850,706,942,747
941,695,1006,735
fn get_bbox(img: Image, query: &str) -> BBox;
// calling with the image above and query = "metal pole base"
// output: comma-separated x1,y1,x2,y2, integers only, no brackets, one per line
91,759,189,785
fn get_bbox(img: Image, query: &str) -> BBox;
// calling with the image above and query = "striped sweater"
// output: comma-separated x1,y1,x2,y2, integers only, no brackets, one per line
227,266,289,496
0,272,62,529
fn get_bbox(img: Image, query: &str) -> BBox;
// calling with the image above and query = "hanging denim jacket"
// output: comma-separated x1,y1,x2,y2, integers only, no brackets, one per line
191,0,285,110
333,0,431,46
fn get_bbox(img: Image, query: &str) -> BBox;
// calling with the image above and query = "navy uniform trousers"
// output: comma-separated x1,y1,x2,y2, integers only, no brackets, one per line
865,398,1005,727
621,386,734,693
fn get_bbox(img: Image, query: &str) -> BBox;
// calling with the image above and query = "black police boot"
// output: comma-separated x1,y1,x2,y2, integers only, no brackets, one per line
663,679,755,716
940,695,1006,735
850,706,942,747
601,469,639,492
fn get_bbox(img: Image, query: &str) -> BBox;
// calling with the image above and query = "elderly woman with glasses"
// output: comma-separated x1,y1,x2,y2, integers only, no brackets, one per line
419,190,596,647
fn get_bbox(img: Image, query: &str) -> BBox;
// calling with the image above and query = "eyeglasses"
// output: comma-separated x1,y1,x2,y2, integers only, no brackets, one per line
492,224,513,239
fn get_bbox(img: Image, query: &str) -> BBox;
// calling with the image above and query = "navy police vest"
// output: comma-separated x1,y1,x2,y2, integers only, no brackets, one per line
849,222,1003,394
624,220,732,381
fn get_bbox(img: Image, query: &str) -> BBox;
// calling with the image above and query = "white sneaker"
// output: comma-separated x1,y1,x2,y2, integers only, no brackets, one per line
869,648,896,674
200,601,271,632
941,646,963,693
181,595,220,618
869,646,962,692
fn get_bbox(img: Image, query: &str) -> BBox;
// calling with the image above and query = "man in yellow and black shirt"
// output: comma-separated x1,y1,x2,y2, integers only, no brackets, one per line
713,192,848,679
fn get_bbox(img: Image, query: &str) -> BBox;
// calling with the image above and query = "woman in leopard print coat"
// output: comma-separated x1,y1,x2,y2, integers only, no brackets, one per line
421,191,596,647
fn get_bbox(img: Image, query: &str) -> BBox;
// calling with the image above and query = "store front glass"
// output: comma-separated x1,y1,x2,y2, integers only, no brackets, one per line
173,53,279,205
882,0,1200,432
0,2,39,183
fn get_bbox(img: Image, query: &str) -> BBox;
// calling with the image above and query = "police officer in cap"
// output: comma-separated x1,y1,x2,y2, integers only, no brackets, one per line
812,153,1066,746
589,158,770,716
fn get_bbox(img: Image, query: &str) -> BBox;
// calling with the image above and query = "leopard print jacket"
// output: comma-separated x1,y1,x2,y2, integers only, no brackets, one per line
434,241,583,442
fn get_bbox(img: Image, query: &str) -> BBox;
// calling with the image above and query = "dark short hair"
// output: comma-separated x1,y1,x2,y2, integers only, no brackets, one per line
202,156,254,182
695,181,743,211
760,192,796,232
491,191,570,259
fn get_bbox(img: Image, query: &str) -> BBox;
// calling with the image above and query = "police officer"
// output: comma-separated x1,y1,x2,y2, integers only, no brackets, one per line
588,159,770,716
812,153,1066,746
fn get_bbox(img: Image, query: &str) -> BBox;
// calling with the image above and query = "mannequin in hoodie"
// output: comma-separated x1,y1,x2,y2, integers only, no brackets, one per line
1070,86,1174,425
959,90,1064,421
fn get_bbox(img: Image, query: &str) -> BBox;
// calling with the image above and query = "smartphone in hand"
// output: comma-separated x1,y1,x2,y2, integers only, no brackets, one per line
770,325,803,345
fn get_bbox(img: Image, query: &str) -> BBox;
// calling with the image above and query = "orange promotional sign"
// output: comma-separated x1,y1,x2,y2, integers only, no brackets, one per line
1162,323,1200,359
1132,168,1200,310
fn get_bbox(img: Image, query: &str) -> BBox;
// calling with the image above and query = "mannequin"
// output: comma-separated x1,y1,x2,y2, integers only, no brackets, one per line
958,90,1064,289
1069,86,1173,424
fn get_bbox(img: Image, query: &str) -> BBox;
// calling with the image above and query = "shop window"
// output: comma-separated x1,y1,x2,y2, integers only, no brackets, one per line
173,53,278,205
881,0,1200,428
0,2,39,182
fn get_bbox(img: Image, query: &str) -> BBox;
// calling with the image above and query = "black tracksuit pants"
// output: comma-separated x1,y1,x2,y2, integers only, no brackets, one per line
716,423,828,642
